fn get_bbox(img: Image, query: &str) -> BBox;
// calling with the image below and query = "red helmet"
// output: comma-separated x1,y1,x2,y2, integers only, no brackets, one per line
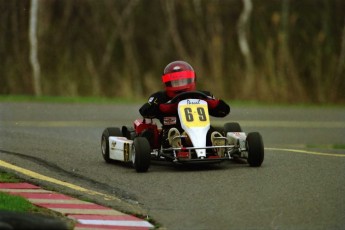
162,61,196,98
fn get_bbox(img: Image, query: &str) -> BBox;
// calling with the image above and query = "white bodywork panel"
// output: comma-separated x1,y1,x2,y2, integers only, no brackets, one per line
178,99,210,158
108,136,133,162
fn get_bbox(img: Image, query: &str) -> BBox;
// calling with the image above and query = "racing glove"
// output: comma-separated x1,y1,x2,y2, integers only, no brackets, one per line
206,99,230,117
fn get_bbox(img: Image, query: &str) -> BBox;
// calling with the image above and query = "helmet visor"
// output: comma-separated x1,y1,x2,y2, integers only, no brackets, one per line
162,70,195,86
165,78,194,87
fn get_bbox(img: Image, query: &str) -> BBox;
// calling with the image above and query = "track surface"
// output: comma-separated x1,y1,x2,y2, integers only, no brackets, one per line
1,102,345,229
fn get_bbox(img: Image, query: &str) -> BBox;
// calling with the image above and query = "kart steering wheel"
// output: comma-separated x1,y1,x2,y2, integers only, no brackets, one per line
170,91,209,103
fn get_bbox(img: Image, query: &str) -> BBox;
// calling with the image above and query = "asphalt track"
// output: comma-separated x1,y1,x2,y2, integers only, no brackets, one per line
1,102,345,229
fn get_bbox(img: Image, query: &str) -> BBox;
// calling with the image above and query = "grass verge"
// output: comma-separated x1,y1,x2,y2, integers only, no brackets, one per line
1,94,344,108
0,94,143,104
0,191,40,213
0,171,23,183
0,171,75,229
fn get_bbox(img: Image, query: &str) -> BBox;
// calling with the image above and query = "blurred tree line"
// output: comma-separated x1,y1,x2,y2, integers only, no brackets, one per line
1,0,345,103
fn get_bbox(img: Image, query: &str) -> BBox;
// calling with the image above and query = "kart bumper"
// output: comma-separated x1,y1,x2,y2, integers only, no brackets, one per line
158,144,244,163
175,156,227,164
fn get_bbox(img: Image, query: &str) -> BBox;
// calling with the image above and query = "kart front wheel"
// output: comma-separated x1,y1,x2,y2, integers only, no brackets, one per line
101,127,122,163
246,132,264,167
132,137,151,172
224,122,243,133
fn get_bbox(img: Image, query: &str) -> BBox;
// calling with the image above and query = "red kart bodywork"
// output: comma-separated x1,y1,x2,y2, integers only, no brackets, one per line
133,119,160,149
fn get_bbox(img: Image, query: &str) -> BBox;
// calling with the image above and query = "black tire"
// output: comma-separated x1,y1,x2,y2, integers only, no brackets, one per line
224,122,243,133
246,132,264,167
101,127,122,163
132,137,151,172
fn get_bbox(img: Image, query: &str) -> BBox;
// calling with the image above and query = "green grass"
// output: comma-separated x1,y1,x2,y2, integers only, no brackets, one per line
0,172,23,183
0,94,143,104
0,171,75,228
0,171,42,213
0,191,38,212
333,144,345,149
0,171,38,213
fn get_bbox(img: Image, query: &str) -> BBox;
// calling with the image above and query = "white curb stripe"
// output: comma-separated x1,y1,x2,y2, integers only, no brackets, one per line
78,219,154,228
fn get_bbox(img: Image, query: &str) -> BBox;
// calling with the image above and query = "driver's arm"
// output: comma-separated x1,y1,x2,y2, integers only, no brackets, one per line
204,93,230,117
208,99,230,117
139,93,161,118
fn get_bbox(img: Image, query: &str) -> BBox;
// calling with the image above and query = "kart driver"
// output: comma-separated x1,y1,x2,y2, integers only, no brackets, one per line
139,60,230,150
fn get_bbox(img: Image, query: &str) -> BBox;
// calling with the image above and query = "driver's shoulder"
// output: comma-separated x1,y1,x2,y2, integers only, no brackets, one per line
149,91,169,102
148,91,165,98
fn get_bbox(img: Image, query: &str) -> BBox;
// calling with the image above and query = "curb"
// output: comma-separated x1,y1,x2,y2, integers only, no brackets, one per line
0,182,154,229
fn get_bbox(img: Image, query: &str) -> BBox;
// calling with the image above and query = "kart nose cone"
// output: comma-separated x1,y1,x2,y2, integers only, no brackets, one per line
196,149,206,158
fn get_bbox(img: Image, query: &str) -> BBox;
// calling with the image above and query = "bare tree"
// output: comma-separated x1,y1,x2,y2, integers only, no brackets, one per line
29,0,42,96
237,0,254,96
335,17,345,100
164,1,189,59
278,0,305,101
111,0,141,97
205,1,225,96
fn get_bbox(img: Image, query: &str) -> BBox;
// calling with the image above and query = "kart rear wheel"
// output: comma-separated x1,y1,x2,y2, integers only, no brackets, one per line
246,132,264,167
101,127,122,163
132,137,151,172
224,122,243,133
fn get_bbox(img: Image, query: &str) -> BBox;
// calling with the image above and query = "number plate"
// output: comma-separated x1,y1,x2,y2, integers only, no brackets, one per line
179,99,210,128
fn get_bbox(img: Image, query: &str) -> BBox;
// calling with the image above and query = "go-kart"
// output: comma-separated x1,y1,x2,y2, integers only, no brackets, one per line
101,91,264,172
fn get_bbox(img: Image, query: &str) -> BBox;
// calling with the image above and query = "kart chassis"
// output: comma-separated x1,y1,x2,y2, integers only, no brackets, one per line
101,91,264,172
